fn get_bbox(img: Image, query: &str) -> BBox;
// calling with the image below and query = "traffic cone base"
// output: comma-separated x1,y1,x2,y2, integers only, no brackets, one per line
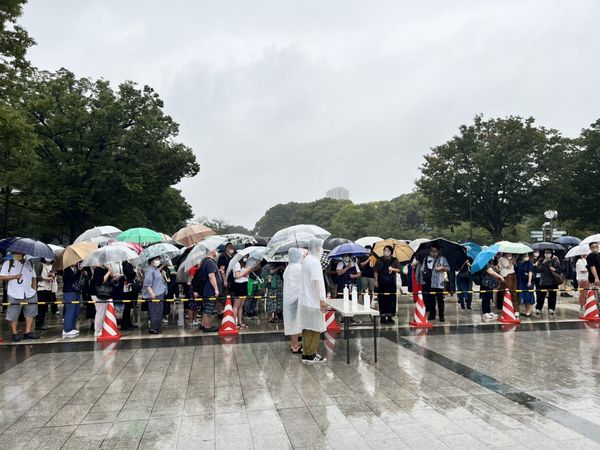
325,310,342,332
498,290,520,325
580,291,600,322
409,292,433,328
218,296,239,337
97,302,122,342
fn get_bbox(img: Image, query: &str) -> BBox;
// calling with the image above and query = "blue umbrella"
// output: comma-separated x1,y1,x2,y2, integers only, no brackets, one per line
554,236,581,247
0,237,55,260
463,242,482,260
470,244,500,273
329,243,369,258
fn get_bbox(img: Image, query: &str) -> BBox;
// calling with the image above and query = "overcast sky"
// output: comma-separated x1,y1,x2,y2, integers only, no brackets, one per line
21,0,600,228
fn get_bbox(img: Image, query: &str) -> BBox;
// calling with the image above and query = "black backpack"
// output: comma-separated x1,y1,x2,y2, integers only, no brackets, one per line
471,270,484,286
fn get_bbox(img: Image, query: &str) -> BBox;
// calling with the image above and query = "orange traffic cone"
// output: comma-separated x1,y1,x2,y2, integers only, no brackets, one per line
218,296,239,336
580,290,600,322
409,291,433,328
97,301,122,342
498,290,520,324
325,309,342,332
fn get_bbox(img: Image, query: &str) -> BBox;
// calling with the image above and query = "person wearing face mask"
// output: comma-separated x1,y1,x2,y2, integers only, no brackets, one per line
142,257,167,334
517,253,535,317
374,246,402,324
198,249,222,332
298,238,328,364
358,246,376,296
62,263,83,338
497,253,518,316
335,254,361,295
233,254,256,328
417,244,450,322
217,243,236,317
534,249,562,316
34,257,56,330
0,253,40,342
92,263,113,337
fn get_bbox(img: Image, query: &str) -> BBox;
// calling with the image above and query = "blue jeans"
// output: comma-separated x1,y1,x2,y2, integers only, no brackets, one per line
457,277,472,308
63,292,80,332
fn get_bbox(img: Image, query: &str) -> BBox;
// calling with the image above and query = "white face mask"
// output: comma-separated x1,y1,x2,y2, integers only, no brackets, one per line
343,257,350,263
151,260,161,268
523,256,529,262
383,250,392,257
242,257,249,263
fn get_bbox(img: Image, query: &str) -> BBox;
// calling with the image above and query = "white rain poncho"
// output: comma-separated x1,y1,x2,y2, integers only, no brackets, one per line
298,238,327,333
283,248,303,336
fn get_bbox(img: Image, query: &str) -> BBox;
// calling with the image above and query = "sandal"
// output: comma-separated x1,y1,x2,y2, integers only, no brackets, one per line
290,346,303,354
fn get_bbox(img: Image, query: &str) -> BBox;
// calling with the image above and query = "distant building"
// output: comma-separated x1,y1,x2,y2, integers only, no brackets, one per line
326,187,349,200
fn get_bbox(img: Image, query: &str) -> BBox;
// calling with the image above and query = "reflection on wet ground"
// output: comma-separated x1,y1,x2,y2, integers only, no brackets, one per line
0,297,599,448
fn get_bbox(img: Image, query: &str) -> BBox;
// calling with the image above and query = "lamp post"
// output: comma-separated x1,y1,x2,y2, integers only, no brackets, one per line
2,186,22,238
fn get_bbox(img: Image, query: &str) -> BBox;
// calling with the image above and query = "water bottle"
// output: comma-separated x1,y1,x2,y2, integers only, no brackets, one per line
343,284,349,302
364,290,371,309
351,285,358,304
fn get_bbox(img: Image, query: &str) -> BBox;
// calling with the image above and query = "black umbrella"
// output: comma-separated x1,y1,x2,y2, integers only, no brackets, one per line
414,238,468,270
554,236,581,247
253,235,269,246
530,242,565,252
323,238,352,250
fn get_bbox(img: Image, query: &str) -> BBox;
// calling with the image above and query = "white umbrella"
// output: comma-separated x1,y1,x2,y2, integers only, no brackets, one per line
48,244,64,254
225,246,267,280
582,234,600,245
81,246,139,267
566,243,591,258
409,238,430,251
182,235,227,272
265,224,330,260
74,226,122,244
355,236,383,248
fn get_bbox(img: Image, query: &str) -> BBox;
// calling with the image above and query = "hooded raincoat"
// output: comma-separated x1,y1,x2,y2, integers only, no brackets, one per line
283,248,303,335
298,238,327,333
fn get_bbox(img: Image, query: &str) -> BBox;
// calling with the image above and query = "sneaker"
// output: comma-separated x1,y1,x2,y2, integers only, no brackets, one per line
11,334,20,342
191,320,200,326
62,330,78,338
94,330,102,337
388,317,395,325
439,317,445,322
162,318,168,324
302,354,327,364
149,329,163,334
515,312,520,317
23,333,39,340
534,310,542,317
467,305,472,310
548,309,555,315
203,326,219,332
489,312,498,318
35,325,48,331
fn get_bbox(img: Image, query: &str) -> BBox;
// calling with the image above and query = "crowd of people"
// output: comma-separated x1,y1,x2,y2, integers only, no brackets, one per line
1,237,599,356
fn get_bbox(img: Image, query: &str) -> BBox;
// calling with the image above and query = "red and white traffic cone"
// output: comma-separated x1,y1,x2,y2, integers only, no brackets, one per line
409,291,433,328
218,296,239,336
498,290,520,324
580,290,600,322
325,309,342,332
97,301,122,342
324,331,337,355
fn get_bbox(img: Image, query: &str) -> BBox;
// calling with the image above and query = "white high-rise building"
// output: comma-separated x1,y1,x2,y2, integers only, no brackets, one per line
326,187,349,200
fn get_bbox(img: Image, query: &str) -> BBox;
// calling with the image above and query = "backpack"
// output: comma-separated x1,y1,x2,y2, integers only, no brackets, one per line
192,258,210,295
471,270,484,286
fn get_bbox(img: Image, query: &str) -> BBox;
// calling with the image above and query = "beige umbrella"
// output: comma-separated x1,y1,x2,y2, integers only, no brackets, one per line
172,224,214,247
54,242,99,270
373,239,414,263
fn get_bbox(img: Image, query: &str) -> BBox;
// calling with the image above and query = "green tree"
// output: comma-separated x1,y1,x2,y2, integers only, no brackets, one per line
20,69,199,242
417,115,565,241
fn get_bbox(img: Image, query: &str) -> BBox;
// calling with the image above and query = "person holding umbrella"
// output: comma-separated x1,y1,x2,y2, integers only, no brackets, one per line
517,254,535,317
416,244,450,322
535,249,562,316
142,256,167,334
0,253,40,341
576,254,589,313
374,245,402,324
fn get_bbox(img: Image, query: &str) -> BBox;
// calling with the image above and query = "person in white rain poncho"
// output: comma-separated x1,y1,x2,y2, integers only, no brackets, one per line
283,248,305,353
298,238,328,364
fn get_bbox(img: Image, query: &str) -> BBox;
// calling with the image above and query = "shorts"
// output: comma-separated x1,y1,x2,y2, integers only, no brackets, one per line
202,299,217,315
6,295,38,321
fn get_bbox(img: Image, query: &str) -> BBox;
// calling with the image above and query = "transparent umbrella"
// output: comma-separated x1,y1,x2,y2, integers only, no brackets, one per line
265,225,330,260
225,246,267,279
74,226,122,244
133,243,180,268
81,246,139,267
182,235,227,272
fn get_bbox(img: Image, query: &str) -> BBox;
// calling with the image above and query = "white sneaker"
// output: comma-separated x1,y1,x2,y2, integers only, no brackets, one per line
94,330,102,337
489,312,498,319
62,330,78,338
548,309,555,315
483,313,493,320
534,310,542,317
162,318,168,324
515,312,520,317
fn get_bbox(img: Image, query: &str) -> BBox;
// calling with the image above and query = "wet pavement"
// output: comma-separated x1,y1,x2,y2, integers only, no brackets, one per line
0,295,599,449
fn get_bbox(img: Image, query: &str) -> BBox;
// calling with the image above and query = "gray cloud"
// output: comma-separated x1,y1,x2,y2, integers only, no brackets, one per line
20,0,600,228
